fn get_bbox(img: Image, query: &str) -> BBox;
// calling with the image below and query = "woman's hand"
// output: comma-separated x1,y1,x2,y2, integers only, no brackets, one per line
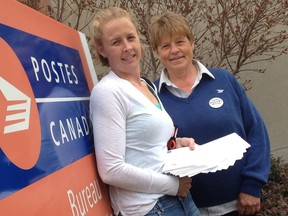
176,176,192,197
176,137,196,150
237,193,261,215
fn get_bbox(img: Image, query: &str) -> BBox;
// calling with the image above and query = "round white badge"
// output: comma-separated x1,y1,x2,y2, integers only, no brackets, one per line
209,97,224,108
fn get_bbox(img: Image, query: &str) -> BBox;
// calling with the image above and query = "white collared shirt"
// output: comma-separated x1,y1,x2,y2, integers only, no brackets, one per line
158,59,215,97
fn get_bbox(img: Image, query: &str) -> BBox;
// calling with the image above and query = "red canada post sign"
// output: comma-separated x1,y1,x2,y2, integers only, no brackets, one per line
0,0,113,215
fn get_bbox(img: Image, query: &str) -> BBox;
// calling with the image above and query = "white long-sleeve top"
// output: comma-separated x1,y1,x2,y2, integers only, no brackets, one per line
90,72,178,216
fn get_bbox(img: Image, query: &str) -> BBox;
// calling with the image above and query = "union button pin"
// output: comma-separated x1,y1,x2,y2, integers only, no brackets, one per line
209,97,224,108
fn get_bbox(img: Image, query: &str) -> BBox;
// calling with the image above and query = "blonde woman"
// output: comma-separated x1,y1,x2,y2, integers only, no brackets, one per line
90,7,200,216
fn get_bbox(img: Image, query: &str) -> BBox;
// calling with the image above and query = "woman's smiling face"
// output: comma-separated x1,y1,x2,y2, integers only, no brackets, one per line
97,17,142,76
156,34,194,73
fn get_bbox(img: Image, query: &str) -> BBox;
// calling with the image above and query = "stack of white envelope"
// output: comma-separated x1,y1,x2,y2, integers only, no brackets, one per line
162,132,251,177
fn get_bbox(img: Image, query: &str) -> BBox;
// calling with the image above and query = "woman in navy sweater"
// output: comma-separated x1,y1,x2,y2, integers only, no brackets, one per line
149,11,270,216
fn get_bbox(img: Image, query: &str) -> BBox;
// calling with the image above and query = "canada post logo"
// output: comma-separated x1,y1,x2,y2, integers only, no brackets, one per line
0,37,41,170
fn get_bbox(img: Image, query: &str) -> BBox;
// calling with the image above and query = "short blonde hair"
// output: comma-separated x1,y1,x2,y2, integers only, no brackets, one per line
149,11,195,51
92,7,138,66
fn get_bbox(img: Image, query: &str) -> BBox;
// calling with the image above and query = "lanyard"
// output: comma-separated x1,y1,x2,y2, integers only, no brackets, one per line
167,126,178,150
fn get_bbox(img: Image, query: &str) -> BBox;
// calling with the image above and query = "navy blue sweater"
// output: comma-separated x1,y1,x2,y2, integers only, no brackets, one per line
155,68,270,207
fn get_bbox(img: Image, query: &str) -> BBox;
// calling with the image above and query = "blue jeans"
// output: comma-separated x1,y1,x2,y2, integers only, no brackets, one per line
145,193,200,216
